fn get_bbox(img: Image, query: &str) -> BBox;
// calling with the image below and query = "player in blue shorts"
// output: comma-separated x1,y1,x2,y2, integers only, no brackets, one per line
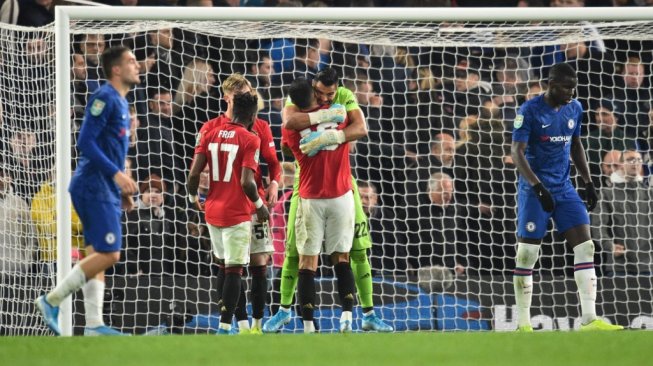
511,63,623,332
35,46,140,336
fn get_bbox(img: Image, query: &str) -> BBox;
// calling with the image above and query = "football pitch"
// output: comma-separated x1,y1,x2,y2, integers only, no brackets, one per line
3,331,650,366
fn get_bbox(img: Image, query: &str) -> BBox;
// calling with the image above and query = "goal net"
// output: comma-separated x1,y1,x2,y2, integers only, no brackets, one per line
2,7,653,335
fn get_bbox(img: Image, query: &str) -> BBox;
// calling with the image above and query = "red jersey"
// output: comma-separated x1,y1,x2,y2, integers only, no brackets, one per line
283,105,352,199
197,115,280,204
196,122,260,227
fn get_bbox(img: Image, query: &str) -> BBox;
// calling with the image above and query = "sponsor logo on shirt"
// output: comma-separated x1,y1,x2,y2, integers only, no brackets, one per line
540,135,571,143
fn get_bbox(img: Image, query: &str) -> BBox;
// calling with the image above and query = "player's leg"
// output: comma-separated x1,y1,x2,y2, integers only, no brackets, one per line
295,197,325,334
249,215,273,333
234,279,250,333
217,221,251,334
263,190,300,333
513,191,548,332
325,191,356,333
350,178,392,332
556,193,623,331
36,199,123,336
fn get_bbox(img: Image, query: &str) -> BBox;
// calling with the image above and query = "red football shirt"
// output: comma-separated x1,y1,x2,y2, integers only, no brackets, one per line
196,122,260,227
284,105,352,199
197,115,280,204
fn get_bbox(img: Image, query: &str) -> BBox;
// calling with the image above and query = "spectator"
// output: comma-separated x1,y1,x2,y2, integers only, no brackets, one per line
16,0,52,27
30,167,84,275
438,67,492,120
172,59,219,166
246,50,274,101
123,174,175,274
0,166,36,274
524,80,545,102
3,128,46,202
405,172,468,275
77,33,106,95
280,38,320,86
612,56,651,147
591,149,653,275
71,53,88,122
359,181,408,273
406,133,456,205
140,28,184,94
599,150,622,188
584,100,635,187
136,89,185,187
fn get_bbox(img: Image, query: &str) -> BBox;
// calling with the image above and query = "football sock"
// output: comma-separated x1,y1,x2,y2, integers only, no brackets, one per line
334,262,355,312
280,255,299,307
513,243,539,327
297,269,315,321
574,240,598,324
220,267,243,327
82,278,105,328
214,264,225,308
234,279,248,322
350,249,373,312
252,318,262,329
249,265,267,320
47,264,87,306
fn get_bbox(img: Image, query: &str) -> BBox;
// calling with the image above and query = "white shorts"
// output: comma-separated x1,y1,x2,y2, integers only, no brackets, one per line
295,190,354,256
208,221,251,265
250,213,273,254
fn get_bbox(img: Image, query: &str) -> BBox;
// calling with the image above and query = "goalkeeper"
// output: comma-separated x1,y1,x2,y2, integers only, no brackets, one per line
263,68,392,333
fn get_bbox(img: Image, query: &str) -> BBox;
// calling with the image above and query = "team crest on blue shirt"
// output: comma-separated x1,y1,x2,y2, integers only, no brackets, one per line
567,119,575,130
514,115,524,129
90,99,106,116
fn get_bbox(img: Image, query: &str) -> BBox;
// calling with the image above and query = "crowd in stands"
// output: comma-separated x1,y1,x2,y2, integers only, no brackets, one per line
1,0,653,283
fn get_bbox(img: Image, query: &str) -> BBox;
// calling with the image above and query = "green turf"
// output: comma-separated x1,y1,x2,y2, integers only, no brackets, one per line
2,331,650,366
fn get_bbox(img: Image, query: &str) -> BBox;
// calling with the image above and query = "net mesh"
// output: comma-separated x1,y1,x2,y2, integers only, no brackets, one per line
1,17,652,335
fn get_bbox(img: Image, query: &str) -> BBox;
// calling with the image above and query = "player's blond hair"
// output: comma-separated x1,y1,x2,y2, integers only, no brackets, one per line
221,73,252,96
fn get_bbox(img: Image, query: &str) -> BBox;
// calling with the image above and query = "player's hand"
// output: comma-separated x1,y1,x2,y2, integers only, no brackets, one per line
114,171,137,195
121,194,135,212
580,182,599,211
308,103,346,125
266,180,279,208
256,205,270,223
532,182,554,212
300,129,346,157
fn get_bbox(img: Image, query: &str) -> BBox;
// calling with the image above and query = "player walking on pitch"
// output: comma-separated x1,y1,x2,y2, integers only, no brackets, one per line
511,63,623,332
35,46,140,336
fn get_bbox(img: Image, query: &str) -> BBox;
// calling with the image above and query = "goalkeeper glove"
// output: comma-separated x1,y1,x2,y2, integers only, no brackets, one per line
532,182,554,213
308,104,346,125
300,129,346,157
579,181,599,212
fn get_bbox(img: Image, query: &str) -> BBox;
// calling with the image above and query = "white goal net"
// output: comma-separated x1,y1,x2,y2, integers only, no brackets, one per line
2,8,653,335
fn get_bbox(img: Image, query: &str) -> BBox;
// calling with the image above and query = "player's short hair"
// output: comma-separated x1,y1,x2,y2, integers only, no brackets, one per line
288,78,314,109
314,67,339,87
548,62,576,82
232,92,259,126
101,46,130,80
221,73,252,96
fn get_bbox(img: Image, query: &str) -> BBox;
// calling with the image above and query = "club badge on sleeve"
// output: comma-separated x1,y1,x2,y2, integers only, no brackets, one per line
514,115,524,129
90,99,106,116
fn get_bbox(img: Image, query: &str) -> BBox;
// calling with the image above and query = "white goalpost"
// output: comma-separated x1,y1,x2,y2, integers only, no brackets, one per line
1,6,653,336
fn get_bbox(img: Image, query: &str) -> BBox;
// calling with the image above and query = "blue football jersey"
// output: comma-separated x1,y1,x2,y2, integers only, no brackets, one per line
512,95,583,193
69,83,130,202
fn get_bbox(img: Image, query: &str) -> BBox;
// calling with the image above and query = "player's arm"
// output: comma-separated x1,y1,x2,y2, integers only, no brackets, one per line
570,136,599,211
79,98,136,195
260,123,282,207
187,153,207,211
242,167,269,223
282,104,347,131
511,141,540,187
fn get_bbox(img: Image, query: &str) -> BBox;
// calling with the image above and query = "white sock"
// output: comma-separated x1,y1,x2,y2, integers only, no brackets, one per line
574,240,597,324
340,310,352,323
219,322,232,331
238,319,250,330
278,306,290,313
82,279,105,328
46,264,87,306
252,318,262,329
513,243,540,327
303,320,315,333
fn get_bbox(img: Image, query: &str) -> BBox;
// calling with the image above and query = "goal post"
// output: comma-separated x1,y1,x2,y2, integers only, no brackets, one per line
0,6,646,336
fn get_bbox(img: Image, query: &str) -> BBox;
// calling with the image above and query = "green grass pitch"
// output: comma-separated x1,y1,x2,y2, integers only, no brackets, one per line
3,331,650,366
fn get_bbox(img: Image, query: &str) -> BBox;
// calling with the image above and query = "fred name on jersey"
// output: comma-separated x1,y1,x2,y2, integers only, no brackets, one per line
218,130,236,139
